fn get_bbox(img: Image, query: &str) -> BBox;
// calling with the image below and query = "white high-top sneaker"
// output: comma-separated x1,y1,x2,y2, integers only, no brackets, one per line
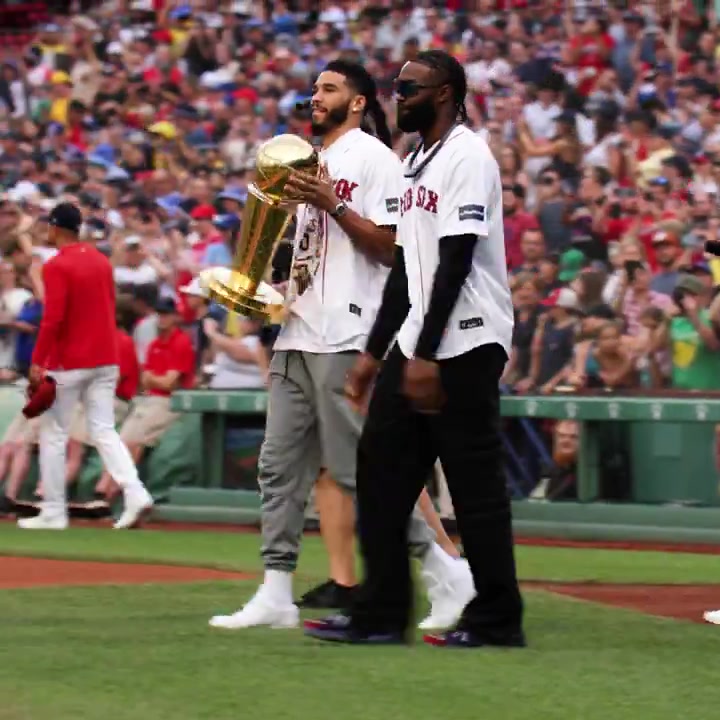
704,609,720,624
209,585,299,630
113,486,153,530
418,558,476,630
18,514,68,530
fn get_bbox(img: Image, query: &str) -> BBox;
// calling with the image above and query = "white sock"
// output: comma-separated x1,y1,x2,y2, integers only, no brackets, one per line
421,542,457,581
262,569,293,605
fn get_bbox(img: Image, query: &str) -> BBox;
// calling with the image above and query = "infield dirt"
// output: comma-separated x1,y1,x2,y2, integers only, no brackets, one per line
0,555,716,624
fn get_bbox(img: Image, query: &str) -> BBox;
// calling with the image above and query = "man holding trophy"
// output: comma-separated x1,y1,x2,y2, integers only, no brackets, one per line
206,60,473,631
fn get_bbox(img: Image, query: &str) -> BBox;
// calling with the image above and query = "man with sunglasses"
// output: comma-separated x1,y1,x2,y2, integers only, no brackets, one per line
209,60,473,633
305,51,525,649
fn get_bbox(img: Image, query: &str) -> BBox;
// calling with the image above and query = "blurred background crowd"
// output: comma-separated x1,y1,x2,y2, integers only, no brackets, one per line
0,0,719,404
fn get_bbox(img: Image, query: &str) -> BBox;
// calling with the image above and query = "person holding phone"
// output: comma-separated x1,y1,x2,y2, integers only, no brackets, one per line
616,260,673,337
650,229,682,296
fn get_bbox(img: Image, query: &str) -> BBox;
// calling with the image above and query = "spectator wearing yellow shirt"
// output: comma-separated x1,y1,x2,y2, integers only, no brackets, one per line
146,122,178,171
37,23,67,68
635,125,676,188
168,7,192,50
49,71,73,126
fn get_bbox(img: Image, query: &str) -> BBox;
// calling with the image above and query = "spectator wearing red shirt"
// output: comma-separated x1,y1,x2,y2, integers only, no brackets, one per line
21,202,152,532
96,298,195,502
189,204,222,266
66,100,88,151
503,184,539,269
568,16,613,96
510,228,546,277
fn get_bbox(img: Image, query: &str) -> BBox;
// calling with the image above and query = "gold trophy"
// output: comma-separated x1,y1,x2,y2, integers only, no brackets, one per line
200,134,319,321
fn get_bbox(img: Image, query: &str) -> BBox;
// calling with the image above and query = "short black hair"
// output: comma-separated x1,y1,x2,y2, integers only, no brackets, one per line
115,293,137,333
415,50,469,123
323,59,393,148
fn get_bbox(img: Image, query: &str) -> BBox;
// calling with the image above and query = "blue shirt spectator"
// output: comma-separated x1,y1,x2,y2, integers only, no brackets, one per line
14,298,42,377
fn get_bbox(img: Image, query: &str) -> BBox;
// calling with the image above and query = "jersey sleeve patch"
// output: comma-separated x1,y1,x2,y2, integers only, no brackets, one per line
458,204,485,222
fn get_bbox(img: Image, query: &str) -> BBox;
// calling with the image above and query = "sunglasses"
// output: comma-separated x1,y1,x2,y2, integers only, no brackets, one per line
393,79,440,99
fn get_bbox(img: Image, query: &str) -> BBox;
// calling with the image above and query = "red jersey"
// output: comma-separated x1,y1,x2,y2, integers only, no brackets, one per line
504,211,540,270
33,243,119,371
570,34,613,95
116,329,139,401
143,328,195,397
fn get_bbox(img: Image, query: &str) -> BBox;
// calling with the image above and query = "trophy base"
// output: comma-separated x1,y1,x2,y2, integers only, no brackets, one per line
200,268,286,324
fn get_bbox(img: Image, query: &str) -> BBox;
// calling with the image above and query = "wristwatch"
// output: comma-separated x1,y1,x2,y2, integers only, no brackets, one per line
329,200,348,219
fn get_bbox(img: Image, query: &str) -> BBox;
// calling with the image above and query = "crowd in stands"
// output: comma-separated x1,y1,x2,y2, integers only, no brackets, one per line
1,0,720,506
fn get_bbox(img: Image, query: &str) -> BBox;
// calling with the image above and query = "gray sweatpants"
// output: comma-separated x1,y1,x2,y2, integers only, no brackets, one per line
258,349,436,573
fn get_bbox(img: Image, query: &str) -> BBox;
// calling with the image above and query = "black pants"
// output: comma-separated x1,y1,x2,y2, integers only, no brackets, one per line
351,342,523,638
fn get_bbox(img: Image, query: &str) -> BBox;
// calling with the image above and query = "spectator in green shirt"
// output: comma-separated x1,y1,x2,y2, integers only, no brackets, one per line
666,275,720,391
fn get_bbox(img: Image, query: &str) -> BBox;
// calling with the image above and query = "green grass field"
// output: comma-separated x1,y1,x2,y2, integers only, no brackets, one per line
1,524,720,720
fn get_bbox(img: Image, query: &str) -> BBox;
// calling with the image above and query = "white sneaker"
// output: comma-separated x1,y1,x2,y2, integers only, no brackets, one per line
704,609,720,624
209,587,299,630
113,487,153,530
418,558,476,630
17,514,68,530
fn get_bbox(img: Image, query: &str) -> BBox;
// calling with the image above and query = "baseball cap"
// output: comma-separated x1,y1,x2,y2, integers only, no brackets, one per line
22,377,57,419
155,297,178,314
88,153,110,168
173,104,201,120
658,219,685,237
156,192,185,216
48,202,82,234
542,287,579,311
106,166,131,183
676,274,705,295
555,109,576,125
558,248,586,282
690,260,713,276
169,5,192,19
652,229,679,245
86,217,107,239
147,121,177,141
212,213,240,231
217,188,248,205
93,144,116,164
661,155,692,177
190,204,216,220
179,276,209,298
584,304,616,320
51,70,72,85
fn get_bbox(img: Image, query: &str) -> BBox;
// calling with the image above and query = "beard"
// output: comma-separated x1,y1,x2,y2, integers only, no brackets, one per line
311,101,351,136
553,446,577,469
396,99,437,134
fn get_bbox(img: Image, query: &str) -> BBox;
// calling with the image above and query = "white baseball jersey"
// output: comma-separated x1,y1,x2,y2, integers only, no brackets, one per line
396,125,513,360
274,128,401,354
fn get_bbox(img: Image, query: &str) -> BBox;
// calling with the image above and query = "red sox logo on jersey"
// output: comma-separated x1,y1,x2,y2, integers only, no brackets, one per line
399,185,439,217
332,178,359,203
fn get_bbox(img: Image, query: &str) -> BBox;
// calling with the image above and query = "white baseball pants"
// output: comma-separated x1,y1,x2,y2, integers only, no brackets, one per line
39,365,143,518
